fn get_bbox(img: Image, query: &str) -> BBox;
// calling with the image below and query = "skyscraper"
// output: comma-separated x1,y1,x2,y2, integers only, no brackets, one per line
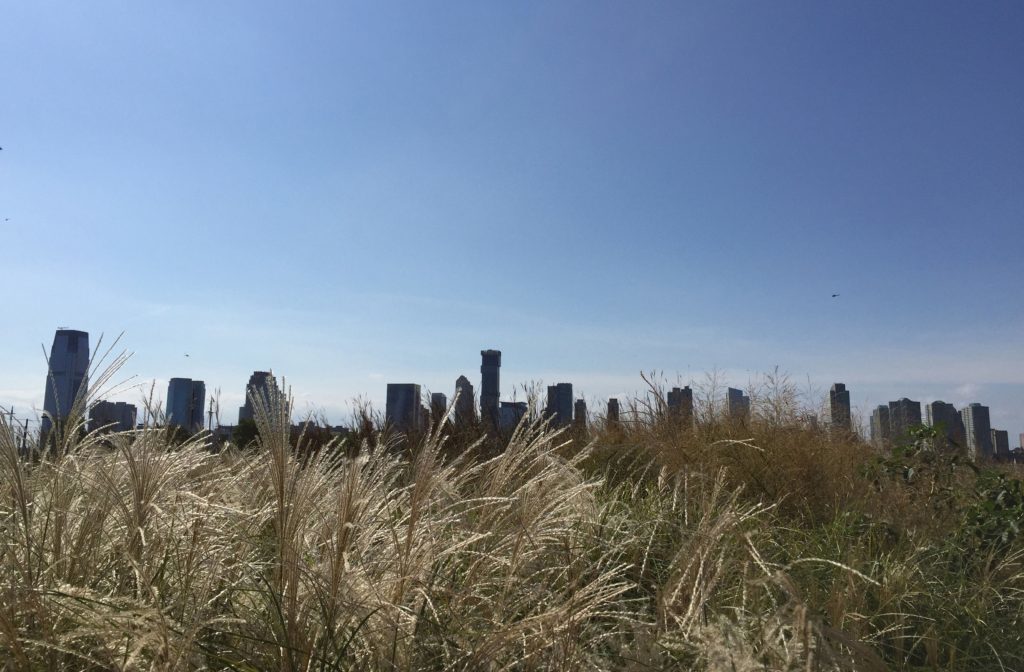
961,403,993,460
499,401,528,432
924,400,966,449
480,350,501,426
430,392,448,424
870,405,890,447
667,386,694,426
386,383,422,434
41,329,90,437
607,398,620,425
991,429,1010,456
574,398,588,430
726,387,750,423
454,375,475,424
89,400,137,433
238,371,278,423
166,378,206,433
545,383,573,428
829,383,851,431
888,398,921,444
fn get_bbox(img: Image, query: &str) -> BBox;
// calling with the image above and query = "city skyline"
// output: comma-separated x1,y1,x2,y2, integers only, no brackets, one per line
1,2,1021,440
4,327,1022,451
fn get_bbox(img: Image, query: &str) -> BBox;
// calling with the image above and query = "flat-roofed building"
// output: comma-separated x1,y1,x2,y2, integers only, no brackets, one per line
546,383,573,428
888,398,921,444
386,383,422,434
961,403,993,460
90,400,137,433
167,378,206,433
829,383,851,431
870,405,890,447
924,400,966,449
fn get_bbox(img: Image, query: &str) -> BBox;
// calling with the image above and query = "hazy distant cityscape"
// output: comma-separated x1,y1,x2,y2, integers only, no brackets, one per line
13,328,1022,462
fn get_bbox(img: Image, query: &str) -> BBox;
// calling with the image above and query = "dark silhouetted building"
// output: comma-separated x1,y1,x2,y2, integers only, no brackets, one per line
239,371,278,423
480,350,501,426
961,403,993,460
499,401,528,432
167,378,206,433
546,383,573,427
924,401,966,449
870,405,890,447
430,392,447,424
829,383,851,431
386,384,422,434
574,399,588,431
607,398,620,425
454,375,475,424
992,429,1010,457
41,329,90,437
888,398,921,444
667,386,694,426
90,400,137,433
726,387,750,423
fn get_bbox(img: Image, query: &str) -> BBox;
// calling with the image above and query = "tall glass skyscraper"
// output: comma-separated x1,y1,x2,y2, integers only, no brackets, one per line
166,378,206,433
41,329,90,437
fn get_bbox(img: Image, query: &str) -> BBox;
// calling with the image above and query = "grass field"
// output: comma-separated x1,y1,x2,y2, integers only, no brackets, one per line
2,371,1022,670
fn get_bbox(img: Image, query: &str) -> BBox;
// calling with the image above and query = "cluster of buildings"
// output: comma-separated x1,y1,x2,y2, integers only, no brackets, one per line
22,329,1023,461
869,398,1014,460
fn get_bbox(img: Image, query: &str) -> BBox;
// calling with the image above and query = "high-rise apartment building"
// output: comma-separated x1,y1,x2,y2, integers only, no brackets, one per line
480,350,501,426
499,401,528,432
961,403,993,459
454,375,475,424
924,400,966,449
166,378,206,433
430,392,448,424
238,371,278,423
89,400,137,433
870,405,890,447
667,386,694,426
607,398,620,425
726,387,750,423
829,383,851,431
991,429,1009,457
41,329,90,437
888,398,921,444
546,383,573,428
386,383,422,434
574,399,588,430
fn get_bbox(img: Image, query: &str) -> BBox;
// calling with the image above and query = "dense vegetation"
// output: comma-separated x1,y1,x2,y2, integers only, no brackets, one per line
1,370,1022,670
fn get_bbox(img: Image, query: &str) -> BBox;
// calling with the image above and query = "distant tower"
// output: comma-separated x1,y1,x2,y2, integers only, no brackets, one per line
166,378,206,433
545,383,573,428
829,383,851,431
574,399,588,431
238,371,278,423
480,350,501,427
991,429,1010,457
961,403,993,459
386,383,422,434
726,387,750,423
924,401,966,449
607,398,620,425
430,392,448,424
454,375,475,425
41,329,90,438
498,401,528,432
870,405,891,447
89,400,137,433
667,386,694,426
888,398,921,444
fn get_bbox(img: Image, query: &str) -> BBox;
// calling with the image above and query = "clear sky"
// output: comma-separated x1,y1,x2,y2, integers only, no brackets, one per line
2,2,1022,440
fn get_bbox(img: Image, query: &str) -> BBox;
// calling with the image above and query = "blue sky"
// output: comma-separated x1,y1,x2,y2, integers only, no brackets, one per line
1,1,1022,439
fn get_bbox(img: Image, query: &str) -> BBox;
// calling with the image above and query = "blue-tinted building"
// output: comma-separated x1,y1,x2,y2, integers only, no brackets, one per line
386,383,422,434
166,378,206,433
545,383,573,428
41,329,90,437
480,350,501,426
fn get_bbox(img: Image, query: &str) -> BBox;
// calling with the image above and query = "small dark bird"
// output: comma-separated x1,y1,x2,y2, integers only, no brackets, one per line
185,353,190,357
831,293,840,298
